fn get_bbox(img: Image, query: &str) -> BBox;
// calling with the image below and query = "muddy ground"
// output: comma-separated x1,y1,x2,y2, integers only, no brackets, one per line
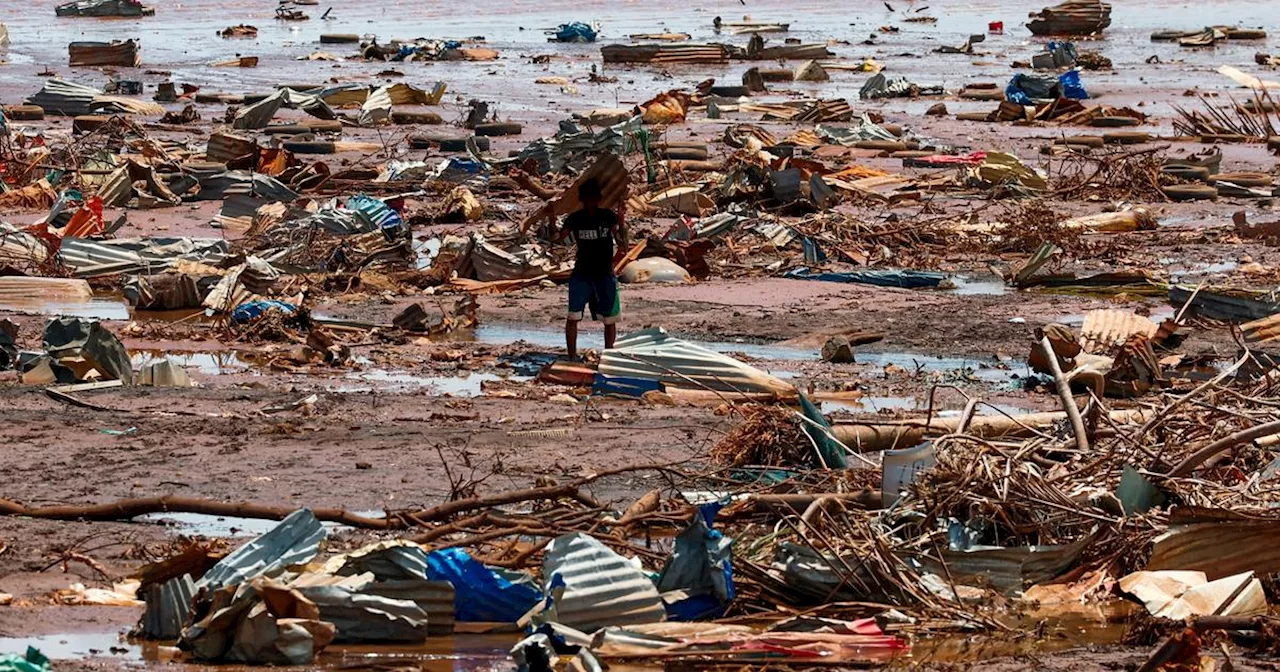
1,0,1279,669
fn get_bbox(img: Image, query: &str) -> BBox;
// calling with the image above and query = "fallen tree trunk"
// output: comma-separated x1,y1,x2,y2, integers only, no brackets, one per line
0,496,393,529
831,408,1152,452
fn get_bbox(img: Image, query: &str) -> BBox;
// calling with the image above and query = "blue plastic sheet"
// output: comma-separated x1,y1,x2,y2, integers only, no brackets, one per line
347,194,404,239
1006,70,1087,104
784,267,946,289
592,374,662,398
425,548,542,622
1058,69,1089,100
231,300,297,324
657,502,735,621
554,22,597,43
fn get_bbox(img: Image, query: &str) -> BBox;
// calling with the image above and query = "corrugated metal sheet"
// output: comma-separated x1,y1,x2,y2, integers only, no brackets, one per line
69,40,141,68
1148,520,1280,581
1080,309,1160,357
139,574,194,639
1243,313,1280,345
358,85,392,127
234,88,335,130
1169,285,1280,322
1028,0,1111,36
26,79,98,116
0,225,50,266
601,44,729,64
360,580,455,636
297,585,430,643
99,164,132,207
56,0,153,17
542,533,665,632
471,235,555,282
0,276,93,301
91,96,163,115
206,132,257,164
599,327,795,396
59,237,229,278
197,509,326,591
316,84,369,107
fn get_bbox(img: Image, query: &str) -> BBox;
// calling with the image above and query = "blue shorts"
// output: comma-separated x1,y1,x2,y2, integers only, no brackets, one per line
567,274,620,324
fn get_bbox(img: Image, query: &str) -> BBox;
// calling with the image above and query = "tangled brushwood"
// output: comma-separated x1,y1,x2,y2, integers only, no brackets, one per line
710,404,810,467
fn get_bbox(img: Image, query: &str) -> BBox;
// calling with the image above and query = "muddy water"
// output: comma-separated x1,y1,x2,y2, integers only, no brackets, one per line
0,0,1270,130
0,631,523,671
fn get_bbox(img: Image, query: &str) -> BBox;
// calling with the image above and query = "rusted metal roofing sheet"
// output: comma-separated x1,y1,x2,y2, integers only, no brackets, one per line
1028,0,1111,36
206,132,257,164
542,533,666,632
1080,309,1160,356
69,40,141,68
602,44,729,64
1169,285,1280,322
599,327,795,396
0,276,92,301
1148,519,1280,581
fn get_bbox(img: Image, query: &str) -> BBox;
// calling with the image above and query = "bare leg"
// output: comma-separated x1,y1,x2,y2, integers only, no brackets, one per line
565,319,578,360
604,323,617,350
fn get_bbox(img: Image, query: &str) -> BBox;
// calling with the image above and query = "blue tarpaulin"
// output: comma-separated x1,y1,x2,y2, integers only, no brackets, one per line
425,548,542,622
553,22,597,43
1006,70,1087,104
592,374,662,398
784,267,947,289
657,502,735,621
231,300,297,324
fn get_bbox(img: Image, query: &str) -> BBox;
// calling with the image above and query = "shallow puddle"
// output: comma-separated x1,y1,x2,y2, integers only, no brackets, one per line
856,351,1021,384
822,395,1032,416
135,510,384,537
0,632,520,670
946,276,1009,296
334,369,528,395
131,350,253,375
465,324,819,361
0,298,131,321
0,632,139,661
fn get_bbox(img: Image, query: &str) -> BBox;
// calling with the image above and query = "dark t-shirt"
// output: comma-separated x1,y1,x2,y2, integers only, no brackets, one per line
564,208,618,278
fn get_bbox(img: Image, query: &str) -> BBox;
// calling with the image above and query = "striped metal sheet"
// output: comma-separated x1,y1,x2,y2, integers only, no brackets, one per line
0,225,49,266
297,585,430,643
542,534,665,632
358,86,392,127
1169,285,1280,322
206,132,257,164
471,235,555,282
139,574,195,640
58,237,229,277
0,276,92,301
98,164,132,207
599,327,795,396
1080,309,1160,357
197,509,326,591
1148,520,1280,581
68,40,140,68
26,79,98,116
542,533,665,632
601,44,729,64
360,580,455,635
